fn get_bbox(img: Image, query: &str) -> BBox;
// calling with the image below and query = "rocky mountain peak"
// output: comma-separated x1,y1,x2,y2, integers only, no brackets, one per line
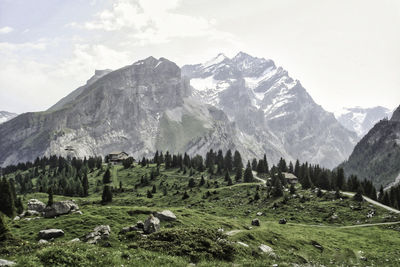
390,105,400,122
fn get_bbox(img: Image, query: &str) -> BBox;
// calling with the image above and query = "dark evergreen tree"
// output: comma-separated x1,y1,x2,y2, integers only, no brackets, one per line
47,187,54,207
103,168,111,184
151,185,157,194
336,168,345,190
15,197,23,215
224,150,233,172
235,166,242,182
182,191,190,200
254,191,260,201
233,151,243,171
188,178,196,188
101,185,112,203
289,183,296,194
82,172,89,197
147,190,153,198
353,187,364,202
199,175,205,187
251,158,258,171
244,161,254,183
0,178,15,218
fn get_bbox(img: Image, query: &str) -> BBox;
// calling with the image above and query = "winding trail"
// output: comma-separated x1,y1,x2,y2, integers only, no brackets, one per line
252,171,266,184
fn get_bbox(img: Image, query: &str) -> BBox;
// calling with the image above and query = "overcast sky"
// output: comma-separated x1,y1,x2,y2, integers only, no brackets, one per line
0,0,399,114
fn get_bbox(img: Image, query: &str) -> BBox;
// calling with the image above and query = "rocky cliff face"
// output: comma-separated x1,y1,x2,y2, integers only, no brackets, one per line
182,52,357,168
0,57,246,166
0,111,17,124
335,106,392,138
340,105,400,187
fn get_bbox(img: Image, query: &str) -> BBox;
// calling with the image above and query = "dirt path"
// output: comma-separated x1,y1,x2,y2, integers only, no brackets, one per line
340,191,400,214
252,171,266,184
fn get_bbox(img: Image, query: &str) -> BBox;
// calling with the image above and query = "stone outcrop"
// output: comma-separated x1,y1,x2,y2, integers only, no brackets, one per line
84,225,111,244
38,229,64,240
144,215,160,234
154,210,177,221
44,200,79,218
27,199,45,212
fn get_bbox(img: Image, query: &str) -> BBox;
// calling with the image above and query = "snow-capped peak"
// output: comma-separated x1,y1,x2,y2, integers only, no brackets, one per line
201,53,228,68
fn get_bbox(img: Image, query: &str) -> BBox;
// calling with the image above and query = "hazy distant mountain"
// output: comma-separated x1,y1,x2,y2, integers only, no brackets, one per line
335,106,392,137
182,52,358,168
340,105,400,188
0,111,17,124
0,57,252,166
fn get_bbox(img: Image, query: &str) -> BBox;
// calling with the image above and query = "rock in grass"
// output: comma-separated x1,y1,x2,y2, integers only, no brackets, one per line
154,210,177,221
27,199,46,212
0,259,16,266
237,241,249,247
44,200,80,218
251,218,260,226
84,225,111,244
259,244,276,256
144,215,160,234
136,221,144,229
38,229,64,240
69,238,80,243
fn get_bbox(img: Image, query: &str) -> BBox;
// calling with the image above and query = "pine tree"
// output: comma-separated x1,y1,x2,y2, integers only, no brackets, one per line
224,150,233,172
15,197,23,215
152,185,157,194
188,178,196,188
82,173,89,196
353,187,364,202
244,161,254,183
302,171,313,190
182,191,190,200
272,178,283,197
289,183,296,194
103,168,111,184
263,154,269,174
235,166,242,182
47,187,54,207
0,178,15,218
254,191,260,201
147,190,153,198
101,185,112,203
251,158,258,171
233,151,243,170
224,171,230,182
336,168,345,190
199,175,205,186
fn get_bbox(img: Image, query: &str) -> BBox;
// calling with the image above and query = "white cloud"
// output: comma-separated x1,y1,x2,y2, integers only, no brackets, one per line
0,26,14,34
74,0,234,45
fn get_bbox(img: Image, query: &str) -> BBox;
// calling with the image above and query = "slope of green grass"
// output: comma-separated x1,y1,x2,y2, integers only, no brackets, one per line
2,163,400,266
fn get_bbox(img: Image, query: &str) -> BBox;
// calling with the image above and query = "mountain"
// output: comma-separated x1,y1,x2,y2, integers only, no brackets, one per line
0,111,17,124
340,105,400,188
182,52,357,168
0,57,248,167
335,106,392,137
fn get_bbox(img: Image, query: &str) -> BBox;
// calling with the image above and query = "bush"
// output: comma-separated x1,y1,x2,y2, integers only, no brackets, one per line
137,228,236,262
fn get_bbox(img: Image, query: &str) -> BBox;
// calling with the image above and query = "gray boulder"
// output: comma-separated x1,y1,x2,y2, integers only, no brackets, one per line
120,225,140,234
259,244,276,256
38,229,64,240
27,199,46,212
144,215,160,234
38,239,48,244
154,210,177,221
0,259,16,266
25,210,40,216
44,200,79,218
251,218,260,226
136,221,144,229
84,225,111,244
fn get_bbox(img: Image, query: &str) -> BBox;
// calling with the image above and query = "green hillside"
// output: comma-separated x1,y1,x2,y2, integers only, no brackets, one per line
1,159,400,266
